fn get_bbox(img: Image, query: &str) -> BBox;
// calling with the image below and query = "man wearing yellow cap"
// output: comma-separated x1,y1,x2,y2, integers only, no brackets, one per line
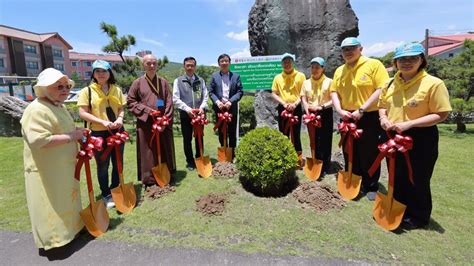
330,37,389,200
272,53,306,166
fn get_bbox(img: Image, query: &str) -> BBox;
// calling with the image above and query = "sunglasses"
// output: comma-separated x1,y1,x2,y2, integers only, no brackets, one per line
55,84,72,90
342,46,359,52
398,56,421,63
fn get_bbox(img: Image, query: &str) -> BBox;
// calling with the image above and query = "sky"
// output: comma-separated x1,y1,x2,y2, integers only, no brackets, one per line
0,0,473,66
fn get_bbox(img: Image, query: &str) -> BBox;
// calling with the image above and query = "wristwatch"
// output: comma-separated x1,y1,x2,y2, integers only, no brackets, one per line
320,104,325,110
358,107,365,114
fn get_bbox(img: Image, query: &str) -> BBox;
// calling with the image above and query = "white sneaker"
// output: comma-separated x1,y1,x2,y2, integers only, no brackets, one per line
103,195,115,209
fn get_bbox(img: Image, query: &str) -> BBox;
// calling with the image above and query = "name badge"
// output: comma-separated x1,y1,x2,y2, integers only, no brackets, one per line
156,99,164,108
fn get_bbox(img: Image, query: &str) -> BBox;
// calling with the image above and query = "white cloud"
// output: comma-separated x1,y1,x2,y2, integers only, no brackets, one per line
225,19,247,27
70,41,104,53
226,30,248,41
364,41,404,56
447,24,457,30
230,47,251,59
139,37,164,47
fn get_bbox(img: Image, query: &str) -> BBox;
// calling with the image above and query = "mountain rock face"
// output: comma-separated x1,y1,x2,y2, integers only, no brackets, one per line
248,0,359,128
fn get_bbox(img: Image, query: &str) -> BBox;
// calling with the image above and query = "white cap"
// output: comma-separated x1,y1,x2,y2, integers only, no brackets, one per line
33,68,74,97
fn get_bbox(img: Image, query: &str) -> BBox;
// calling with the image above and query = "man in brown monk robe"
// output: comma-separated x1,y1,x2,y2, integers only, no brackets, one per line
127,54,176,186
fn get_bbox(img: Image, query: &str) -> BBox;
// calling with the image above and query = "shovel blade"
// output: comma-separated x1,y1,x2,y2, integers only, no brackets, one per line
373,192,406,231
217,147,233,162
304,157,323,181
111,183,136,214
80,199,109,238
195,156,213,178
337,171,362,200
152,163,171,188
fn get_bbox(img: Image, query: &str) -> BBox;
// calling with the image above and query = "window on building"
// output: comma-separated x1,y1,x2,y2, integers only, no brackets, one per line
53,49,63,58
24,44,37,54
0,58,4,68
71,61,78,67
26,61,39,69
84,71,92,77
84,61,92,67
54,63,64,71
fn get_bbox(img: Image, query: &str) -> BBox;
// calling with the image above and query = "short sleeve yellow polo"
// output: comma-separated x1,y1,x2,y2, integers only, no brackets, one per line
330,56,389,112
300,75,332,106
379,72,451,123
272,69,306,103
77,83,126,131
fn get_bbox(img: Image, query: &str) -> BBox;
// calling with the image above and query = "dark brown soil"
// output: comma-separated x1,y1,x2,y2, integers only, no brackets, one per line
144,185,176,200
292,182,345,212
212,162,239,178
195,193,227,216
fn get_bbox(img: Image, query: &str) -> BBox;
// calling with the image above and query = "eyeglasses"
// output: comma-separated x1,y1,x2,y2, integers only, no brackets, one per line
398,56,421,63
56,84,72,90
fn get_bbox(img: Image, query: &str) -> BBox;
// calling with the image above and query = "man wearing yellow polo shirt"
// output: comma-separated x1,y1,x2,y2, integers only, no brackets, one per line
331,37,389,201
272,53,306,166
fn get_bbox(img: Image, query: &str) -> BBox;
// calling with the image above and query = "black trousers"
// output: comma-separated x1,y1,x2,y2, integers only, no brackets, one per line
277,104,302,152
91,128,124,198
342,111,386,192
313,108,333,172
393,126,438,226
180,110,202,165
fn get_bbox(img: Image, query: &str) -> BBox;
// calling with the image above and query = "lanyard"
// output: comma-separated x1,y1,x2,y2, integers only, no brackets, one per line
145,74,160,95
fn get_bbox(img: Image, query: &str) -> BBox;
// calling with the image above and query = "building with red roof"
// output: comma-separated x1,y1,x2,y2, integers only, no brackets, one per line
0,24,73,77
422,33,474,59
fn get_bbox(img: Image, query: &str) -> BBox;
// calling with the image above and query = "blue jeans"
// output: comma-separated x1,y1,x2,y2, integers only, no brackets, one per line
91,129,124,198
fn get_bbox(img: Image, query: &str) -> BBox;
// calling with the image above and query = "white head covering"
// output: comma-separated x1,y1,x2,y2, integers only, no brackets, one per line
33,68,74,97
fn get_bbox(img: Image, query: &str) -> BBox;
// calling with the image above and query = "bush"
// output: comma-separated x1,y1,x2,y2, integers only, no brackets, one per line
65,103,81,122
239,95,256,133
236,127,298,196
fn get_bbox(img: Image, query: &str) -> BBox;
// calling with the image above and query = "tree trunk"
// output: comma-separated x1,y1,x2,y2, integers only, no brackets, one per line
455,113,466,132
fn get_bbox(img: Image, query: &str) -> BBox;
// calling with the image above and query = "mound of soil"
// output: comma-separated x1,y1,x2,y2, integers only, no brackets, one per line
144,185,176,200
292,182,345,212
196,193,227,216
212,162,239,177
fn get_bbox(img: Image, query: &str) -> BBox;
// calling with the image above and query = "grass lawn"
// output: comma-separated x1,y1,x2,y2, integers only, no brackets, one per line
0,123,472,264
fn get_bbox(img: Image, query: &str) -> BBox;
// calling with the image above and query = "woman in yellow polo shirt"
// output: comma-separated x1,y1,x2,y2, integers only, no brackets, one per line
378,43,451,229
301,57,333,177
77,60,127,209
272,53,306,165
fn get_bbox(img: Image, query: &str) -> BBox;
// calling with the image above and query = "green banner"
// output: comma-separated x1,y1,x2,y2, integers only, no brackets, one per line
230,55,286,90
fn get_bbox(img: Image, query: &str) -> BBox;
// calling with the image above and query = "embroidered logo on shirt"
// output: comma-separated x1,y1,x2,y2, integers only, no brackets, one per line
408,99,418,107
360,75,367,81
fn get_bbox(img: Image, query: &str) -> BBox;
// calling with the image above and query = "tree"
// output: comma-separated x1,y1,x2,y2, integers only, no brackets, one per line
428,39,474,132
100,22,169,91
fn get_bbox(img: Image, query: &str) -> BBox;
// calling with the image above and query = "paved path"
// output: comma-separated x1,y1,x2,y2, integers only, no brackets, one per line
1,230,361,265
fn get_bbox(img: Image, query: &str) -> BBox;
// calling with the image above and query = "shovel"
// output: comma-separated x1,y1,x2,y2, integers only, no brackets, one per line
304,123,323,180
217,112,233,162
111,142,136,214
79,156,109,238
194,124,212,178
152,130,171,188
373,157,406,231
337,131,362,200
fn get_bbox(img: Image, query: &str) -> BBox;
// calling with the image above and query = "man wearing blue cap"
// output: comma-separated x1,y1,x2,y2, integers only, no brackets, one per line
330,37,390,201
300,57,333,177
272,53,307,166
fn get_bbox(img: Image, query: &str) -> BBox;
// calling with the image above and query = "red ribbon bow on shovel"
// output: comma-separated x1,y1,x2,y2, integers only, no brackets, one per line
213,111,232,132
302,113,322,128
281,109,299,135
74,131,103,181
100,130,129,161
369,133,414,184
337,121,363,159
149,111,170,145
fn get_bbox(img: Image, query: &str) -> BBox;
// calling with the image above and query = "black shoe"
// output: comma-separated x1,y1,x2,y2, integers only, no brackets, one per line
186,164,195,171
401,217,426,230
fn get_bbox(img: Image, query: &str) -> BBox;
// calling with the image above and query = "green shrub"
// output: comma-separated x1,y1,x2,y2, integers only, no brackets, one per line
236,127,298,196
239,95,256,133
65,103,81,122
